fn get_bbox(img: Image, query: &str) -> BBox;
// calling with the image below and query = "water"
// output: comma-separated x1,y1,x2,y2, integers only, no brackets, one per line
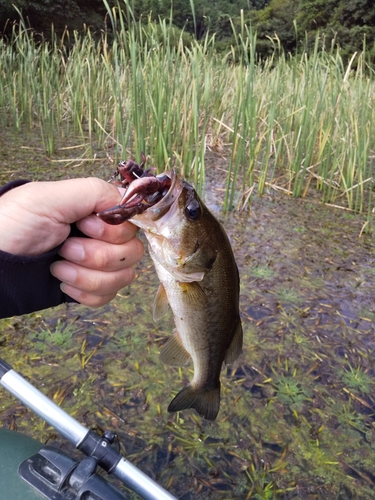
1,130,375,498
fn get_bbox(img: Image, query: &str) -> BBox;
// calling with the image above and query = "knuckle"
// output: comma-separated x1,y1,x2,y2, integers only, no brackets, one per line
81,292,117,308
122,266,135,285
111,223,139,245
79,272,103,294
133,236,144,257
123,237,144,264
112,268,134,292
93,245,112,269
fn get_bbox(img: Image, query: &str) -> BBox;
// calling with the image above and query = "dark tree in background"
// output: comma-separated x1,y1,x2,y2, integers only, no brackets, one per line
0,0,111,35
245,0,375,58
0,0,374,61
296,0,375,58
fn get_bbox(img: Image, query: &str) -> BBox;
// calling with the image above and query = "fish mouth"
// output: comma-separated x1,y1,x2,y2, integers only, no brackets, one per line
96,159,182,225
144,170,182,221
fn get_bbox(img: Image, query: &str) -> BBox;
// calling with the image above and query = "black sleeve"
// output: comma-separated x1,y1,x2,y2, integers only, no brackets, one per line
0,180,79,319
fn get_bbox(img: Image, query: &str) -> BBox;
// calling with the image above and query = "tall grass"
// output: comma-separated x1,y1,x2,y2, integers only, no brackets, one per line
0,0,374,225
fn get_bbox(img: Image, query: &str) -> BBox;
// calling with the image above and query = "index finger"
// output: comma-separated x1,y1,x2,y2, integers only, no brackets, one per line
76,214,139,244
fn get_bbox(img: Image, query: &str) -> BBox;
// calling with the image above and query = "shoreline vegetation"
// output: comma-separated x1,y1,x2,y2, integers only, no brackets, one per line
1,1,374,230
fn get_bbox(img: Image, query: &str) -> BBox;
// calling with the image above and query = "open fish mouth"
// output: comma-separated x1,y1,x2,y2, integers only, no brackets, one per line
96,156,179,224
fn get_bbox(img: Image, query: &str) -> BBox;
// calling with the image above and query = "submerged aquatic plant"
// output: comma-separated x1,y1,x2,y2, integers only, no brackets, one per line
273,287,301,305
29,318,78,348
339,364,374,395
273,375,313,409
250,266,275,280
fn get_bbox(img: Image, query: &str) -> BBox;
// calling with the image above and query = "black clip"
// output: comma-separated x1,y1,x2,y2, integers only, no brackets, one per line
19,445,127,499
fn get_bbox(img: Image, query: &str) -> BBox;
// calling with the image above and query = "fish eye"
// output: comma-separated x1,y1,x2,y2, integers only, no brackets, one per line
185,199,201,221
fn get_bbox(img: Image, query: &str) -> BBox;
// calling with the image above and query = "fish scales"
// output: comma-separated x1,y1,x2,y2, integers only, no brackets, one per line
130,173,243,420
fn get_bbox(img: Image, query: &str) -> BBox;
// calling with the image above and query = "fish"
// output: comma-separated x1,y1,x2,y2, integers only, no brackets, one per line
128,171,243,420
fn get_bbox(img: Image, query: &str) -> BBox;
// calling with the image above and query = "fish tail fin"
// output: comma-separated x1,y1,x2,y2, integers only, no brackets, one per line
168,384,220,421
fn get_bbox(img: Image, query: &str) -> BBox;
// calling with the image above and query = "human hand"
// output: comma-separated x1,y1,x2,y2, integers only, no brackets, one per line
0,178,144,307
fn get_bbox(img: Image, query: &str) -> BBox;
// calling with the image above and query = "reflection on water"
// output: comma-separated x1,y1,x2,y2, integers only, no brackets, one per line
1,135,375,498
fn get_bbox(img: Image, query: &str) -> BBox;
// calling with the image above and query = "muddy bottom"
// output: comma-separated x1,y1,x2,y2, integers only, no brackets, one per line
0,128,375,499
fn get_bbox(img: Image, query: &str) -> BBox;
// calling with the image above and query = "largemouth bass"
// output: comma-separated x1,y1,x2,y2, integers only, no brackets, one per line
98,166,242,420
130,172,242,420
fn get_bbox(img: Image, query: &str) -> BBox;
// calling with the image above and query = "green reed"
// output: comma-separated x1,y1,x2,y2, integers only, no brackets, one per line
0,1,374,224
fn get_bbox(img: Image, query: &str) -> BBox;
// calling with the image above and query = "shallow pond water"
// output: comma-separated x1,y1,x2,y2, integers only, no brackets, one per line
1,129,375,499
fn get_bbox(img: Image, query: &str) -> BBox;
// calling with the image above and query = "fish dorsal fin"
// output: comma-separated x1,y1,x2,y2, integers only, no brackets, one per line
224,317,243,365
152,283,170,321
179,281,208,307
160,331,191,366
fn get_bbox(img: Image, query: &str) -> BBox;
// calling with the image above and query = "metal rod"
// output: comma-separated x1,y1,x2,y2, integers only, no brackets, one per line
0,359,177,500
115,459,177,500
1,369,88,445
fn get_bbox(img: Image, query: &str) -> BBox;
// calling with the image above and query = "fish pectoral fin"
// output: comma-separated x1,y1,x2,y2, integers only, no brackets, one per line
184,245,218,273
152,283,170,321
168,383,220,421
179,281,208,307
224,317,243,365
160,331,191,366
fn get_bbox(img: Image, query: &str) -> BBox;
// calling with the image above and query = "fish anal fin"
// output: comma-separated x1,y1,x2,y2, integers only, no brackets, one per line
160,331,191,366
179,281,207,307
224,317,243,365
152,283,169,321
168,383,220,421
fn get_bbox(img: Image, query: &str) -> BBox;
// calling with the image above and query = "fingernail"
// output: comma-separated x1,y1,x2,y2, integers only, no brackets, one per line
50,262,77,284
60,241,85,262
60,283,82,300
79,216,104,237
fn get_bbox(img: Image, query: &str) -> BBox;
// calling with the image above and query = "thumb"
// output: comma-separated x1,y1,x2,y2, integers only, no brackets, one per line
0,177,123,256
40,177,123,224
